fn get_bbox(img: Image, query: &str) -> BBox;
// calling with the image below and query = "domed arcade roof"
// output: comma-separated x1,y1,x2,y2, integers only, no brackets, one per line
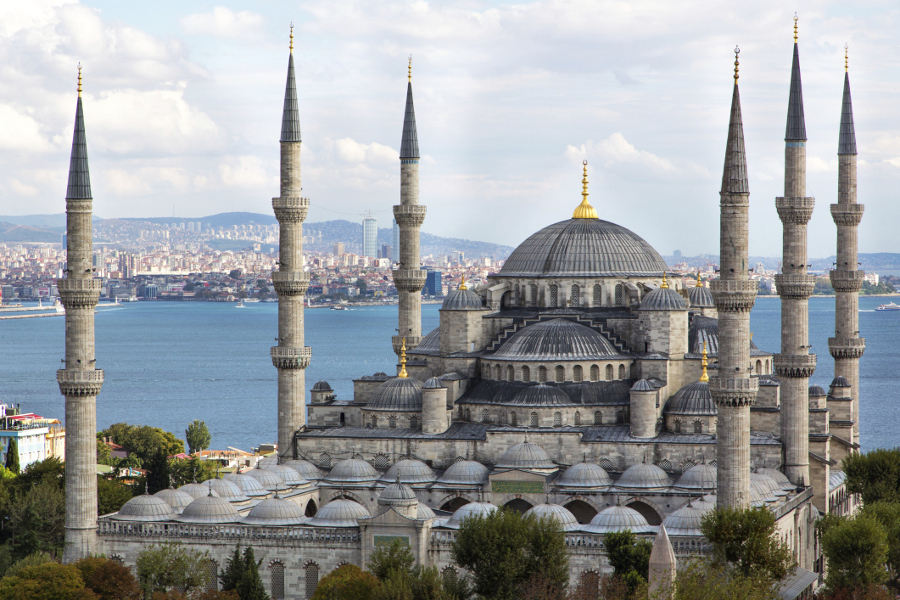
202,478,249,502
178,482,220,500
111,494,175,522
178,495,241,524
263,464,309,487
662,499,712,536
615,463,672,490
367,377,423,412
381,459,436,484
437,460,490,485
312,381,333,392
154,488,195,514
556,462,612,488
243,496,306,526
755,468,794,491
246,467,286,491
326,458,379,483
445,502,498,528
283,459,324,480
495,442,556,471
378,480,418,508
222,473,270,497
525,504,579,530
674,464,717,490
588,505,653,533
491,319,622,361
497,218,667,278
308,498,371,527
688,283,714,308
664,381,716,416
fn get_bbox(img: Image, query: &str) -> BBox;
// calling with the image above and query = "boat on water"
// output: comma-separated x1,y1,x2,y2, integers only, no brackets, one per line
330,304,347,311
236,300,245,308
876,302,900,311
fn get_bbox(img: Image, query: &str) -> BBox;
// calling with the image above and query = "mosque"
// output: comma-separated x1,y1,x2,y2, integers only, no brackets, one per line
56,20,862,600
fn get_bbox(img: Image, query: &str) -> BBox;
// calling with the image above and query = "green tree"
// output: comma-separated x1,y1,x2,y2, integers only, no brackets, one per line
5,552,55,578
652,559,780,600
862,501,900,590
355,278,367,297
16,457,65,490
700,506,795,582
821,515,889,591
220,545,245,592
311,564,379,600
185,420,211,454
368,539,415,581
843,448,900,506
97,439,112,465
0,562,92,600
75,556,141,600
145,450,172,495
236,547,269,600
451,509,568,600
98,423,184,464
136,543,210,598
7,481,65,560
98,476,133,515
603,529,653,593
5,439,20,474
169,457,217,487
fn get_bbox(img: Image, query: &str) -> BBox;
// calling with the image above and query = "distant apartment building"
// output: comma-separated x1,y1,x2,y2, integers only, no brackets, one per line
362,213,378,258
333,242,345,256
0,404,64,469
380,244,391,260
425,270,442,296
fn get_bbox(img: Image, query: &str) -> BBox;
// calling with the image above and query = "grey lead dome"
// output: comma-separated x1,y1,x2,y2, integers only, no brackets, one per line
495,442,556,470
640,287,687,311
441,288,484,310
111,494,175,522
491,319,622,361
367,377,423,412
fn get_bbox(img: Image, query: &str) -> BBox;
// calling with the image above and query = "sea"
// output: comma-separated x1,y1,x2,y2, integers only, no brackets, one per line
0,297,897,453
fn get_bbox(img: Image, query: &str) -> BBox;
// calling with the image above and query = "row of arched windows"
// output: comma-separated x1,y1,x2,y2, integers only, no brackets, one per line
487,363,628,382
465,408,626,427
507,282,629,308
365,414,418,429
672,419,704,434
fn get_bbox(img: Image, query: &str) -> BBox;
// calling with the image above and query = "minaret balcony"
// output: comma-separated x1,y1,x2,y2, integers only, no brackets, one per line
775,197,815,224
830,203,865,227
709,376,759,407
272,271,309,296
774,274,816,300
828,270,864,293
57,278,102,309
392,269,427,292
270,346,312,369
828,337,866,360
57,369,104,397
392,335,422,355
393,204,427,227
272,196,310,223
773,354,817,379
709,279,757,312
65,198,94,214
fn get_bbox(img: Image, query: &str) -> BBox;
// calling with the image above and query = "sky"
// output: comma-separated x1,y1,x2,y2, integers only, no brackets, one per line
0,1,898,258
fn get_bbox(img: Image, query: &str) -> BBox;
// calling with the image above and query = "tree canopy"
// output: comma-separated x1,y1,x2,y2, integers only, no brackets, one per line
4,439,19,475
603,529,652,593
843,448,900,506
97,423,184,465
700,506,795,582
136,543,210,598
185,420,211,455
820,514,889,592
312,564,380,600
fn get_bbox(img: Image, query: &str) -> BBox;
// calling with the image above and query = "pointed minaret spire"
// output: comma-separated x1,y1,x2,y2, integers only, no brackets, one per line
281,27,301,143
721,47,749,195
68,64,91,201
785,14,807,141
400,56,419,160
839,45,857,155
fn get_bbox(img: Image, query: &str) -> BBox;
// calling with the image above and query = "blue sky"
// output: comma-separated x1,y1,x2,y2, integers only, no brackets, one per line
1,0,898,258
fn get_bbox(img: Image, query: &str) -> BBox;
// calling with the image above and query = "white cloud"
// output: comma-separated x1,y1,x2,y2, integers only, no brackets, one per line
10,179,39,196
332,138,398,165
0,105,54,152
218,156,273,189
565,134,709,181
181,7,265,40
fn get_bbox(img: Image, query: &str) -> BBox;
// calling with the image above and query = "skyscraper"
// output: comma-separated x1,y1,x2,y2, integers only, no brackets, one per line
362,212,378,259
392,219,400,262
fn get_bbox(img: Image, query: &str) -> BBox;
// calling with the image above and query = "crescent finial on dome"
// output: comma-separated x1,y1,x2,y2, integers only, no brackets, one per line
699,342,709,383
398,338,409,378
573,160,598,219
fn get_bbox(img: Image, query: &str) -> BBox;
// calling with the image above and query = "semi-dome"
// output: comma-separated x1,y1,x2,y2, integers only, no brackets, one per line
497,218,667,278
674,464,717,490
445,502,498,528
178,482,220,500
417,504,436,520
640,286,687,311
308,499,371,527
616,463,672,490
588,505,652,533
688,316,719,355
423,377,444,389
437,460,490,485
366,377,423,412
750,472,783,500
688,283,714,308
111,494,175,521
495,442,556,471
263,464,309,487
441,288,484,310
382,459,436,484
755,468,794,491
509,384,577,407
491,319,622,361
556,462,612,488
178,495,241,524
243,496,306,526
664,381,716,416
154,488,195,514
283,459,324,480
223,473,270,497
326,458,378,483
662,499,713,536
525,504,579,530
378,480,418,508
202,478,250,502
312,381,333,392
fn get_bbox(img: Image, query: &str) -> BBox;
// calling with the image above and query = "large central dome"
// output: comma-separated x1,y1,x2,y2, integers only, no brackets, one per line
498,218,667,278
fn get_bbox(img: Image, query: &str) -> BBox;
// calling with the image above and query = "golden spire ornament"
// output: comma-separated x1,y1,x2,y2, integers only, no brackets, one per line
289,23,294,53
572,160,598,219
408,55,412,81
398,338,409,378
844,43,849,72
459,275,467,291
793,13,799,42
661,272,669,289
77,63,82,96
696,272,702,286
699,342,709,382
733,46,740,82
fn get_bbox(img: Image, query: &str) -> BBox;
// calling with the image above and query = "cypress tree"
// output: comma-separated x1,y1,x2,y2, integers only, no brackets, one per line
220,544,245,591
237,546,269,600
5,438,20,474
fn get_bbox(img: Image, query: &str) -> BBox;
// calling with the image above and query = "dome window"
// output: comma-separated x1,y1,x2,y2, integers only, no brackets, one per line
514,284,520,306
574,365,583,382
389,416,397,429
511,412,518,426
755,360,762,373
204,560,219,592
571,284,580,306
271,562,285,600
374,454,389,469
618,365,626,379
507,366,514,381
616,410,626,424
482,409,490,423
530,284,538,306
590,365,599,382
674,419,682,433
305,564,319,598
614,284,624,306
594,411,602,425
318,453,331,468
539,366,547,382
693,420,702,434
530,412,538,427
593,284,602,307
522,366,531,382
494,365,501,380
605,365,613,381
549,285,558,307
410,416,419,429
555,366,565,383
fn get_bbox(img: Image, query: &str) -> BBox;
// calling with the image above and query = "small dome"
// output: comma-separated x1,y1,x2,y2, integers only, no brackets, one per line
326,458,378,483
524,504,578,530
382,460,436,484
491,319,623,361
178,482,220,500
674,464,717,490
495,442,556,471
367,377,423,412
831,376,851,388
257,455,278,468
664,381,716,416
616,463,672,490
509,384,576,406
308,499,371,527
243,496,306,526
202,478,249,502
556,462,612,488
112,494,175,522
755,468,794,491
417,504,436,520
263,464,309,487
312,381,333,392
178,495,241,523
640,285,688,311
283,459,324,480
631,379,654,392
223,473,270,497
662,499,713,536
245,467,286,491
423,377,445,389
750,472,781,500
378,480,418,508
441,288,484,310
446,502,498,528
688,315,719,355
808,385,827,397
153,488,195,514
588,505,651,533
438,461,490,485
688,284,714,308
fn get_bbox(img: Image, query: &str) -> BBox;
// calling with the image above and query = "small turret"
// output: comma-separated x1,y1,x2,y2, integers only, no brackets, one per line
629,379,658,438
421,377,448,434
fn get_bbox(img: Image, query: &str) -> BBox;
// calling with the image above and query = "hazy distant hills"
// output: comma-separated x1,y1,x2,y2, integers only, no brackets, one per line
0,221,60,243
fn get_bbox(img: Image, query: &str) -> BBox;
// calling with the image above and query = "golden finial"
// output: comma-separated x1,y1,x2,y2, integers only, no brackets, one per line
793,13,798,43
696,272,702,286
660,272,669,289
459,275,467,291
844,43,848,72
77,63,82,97
733,46,740,82
408,55,412,81
572,160,598,219
290,23,294,53
699,342,709,383
398,338,408,378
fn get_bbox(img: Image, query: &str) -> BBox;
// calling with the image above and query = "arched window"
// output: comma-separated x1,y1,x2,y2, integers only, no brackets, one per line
549,285,558,307
571,284,580,306
618,364,626,379
109,555,124,565
674,419,682,433
522,366,530,382
555,365,565,383
616,410,625,424
765,359,769,372
305,564,319,598
574,411,581,426
494,365,501,380
590,365,599,382
605,365,614,381
573,365,583,382
593,284,602,307
531,284,538,306
530,412,538,427
204,560,219,592
693,420,702,434
389,416,397,429
410,416,418,429
374,454,389,469
507,365,514,381
482,409,490,423
270,562,285,600
511,412,518,426
499,411,506,425
553,412,562,427
538,366,547,382
514,284,520,306
372,415,378,428
466,408,471,421
594,411,602,425
318,453,332,468
614,283,624,306
755,360,762,374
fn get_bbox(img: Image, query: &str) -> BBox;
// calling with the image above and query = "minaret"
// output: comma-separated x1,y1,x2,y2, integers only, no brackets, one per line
271,27,311,461
828,45,865,447
57,65,103,562
391,56,427,357
709,47,758,509
774,15,816,487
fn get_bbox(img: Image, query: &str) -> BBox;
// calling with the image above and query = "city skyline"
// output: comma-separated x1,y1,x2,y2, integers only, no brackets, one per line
1,1,898,258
